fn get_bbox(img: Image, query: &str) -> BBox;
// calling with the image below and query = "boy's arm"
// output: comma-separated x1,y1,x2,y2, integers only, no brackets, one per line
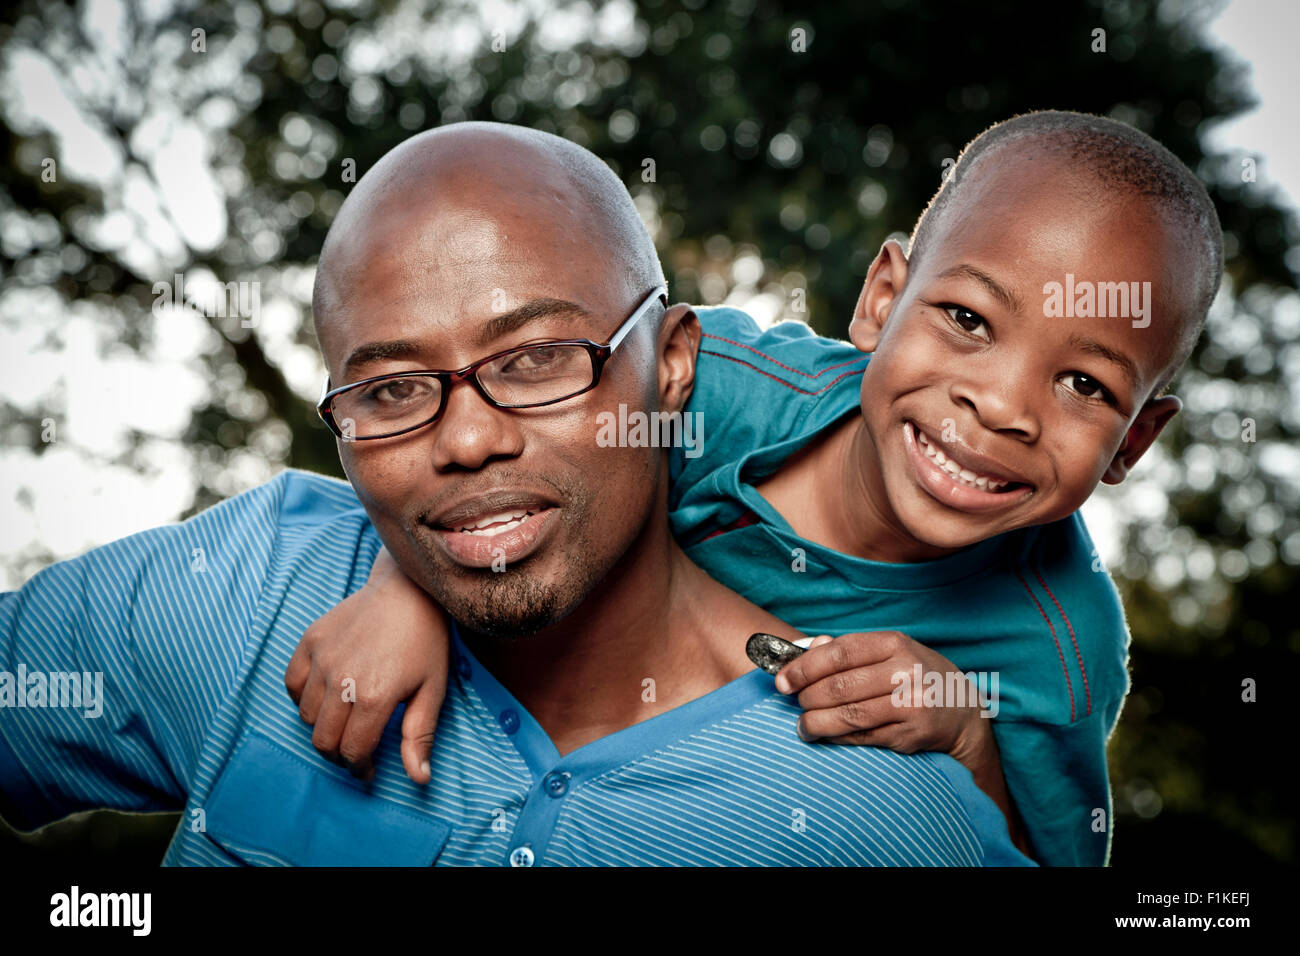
285,547,449,784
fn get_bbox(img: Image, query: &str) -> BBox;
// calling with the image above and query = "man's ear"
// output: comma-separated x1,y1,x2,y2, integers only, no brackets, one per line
848,239,909,354
658,302,701,414
1102,395,1182,484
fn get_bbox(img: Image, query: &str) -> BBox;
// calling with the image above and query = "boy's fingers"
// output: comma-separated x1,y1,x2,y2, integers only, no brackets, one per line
400,682,442,785
796,697,899,740
795,664,897,712
776,633,897,694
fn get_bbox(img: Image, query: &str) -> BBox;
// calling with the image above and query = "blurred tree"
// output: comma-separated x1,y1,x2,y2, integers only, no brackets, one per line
0,0,1295,863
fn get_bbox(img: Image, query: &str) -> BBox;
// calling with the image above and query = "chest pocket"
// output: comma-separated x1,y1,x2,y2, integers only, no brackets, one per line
204,731,452,866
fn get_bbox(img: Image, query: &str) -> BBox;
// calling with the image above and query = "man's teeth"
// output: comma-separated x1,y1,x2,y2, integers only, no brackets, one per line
457,510,534,535
915,428,1010,491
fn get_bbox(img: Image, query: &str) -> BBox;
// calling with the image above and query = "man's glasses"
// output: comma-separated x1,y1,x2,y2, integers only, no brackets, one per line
317,286,668,441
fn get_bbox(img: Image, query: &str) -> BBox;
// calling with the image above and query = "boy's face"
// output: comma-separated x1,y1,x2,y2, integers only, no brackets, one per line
850,152,1196,552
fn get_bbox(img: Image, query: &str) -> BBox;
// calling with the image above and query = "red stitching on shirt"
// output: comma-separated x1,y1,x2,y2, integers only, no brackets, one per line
701,332,869,379
1033,562,1092,718
1014,560,1076,722
700,350,865,396
698,511,760,543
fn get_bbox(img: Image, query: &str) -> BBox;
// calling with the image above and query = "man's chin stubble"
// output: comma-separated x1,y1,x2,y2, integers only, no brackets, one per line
434,563,604,641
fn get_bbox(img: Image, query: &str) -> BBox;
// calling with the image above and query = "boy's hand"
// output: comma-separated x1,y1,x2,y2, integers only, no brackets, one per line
284,548,450,785
775,631,987,754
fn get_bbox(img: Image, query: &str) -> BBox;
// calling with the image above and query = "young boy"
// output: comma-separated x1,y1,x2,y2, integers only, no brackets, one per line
287,111,1223,866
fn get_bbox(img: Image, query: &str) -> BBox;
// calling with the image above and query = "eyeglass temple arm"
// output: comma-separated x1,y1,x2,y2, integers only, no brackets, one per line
607,285,668,353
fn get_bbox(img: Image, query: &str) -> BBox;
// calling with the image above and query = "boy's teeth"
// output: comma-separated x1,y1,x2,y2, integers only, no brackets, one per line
914,425,1010,491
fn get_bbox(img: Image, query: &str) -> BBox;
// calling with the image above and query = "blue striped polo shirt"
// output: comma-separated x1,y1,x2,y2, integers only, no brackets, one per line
0,470,1031,865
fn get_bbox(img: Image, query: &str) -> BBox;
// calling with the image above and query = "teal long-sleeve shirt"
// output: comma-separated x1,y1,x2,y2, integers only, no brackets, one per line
669,307,1132,867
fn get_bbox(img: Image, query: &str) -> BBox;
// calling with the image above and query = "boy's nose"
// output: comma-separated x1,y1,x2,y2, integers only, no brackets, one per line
949,377,1040,442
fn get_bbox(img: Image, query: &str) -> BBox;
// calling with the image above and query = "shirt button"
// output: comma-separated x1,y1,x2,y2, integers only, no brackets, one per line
543,770,569,798
508,846,534,867
456,656,471,680
498,709,520,734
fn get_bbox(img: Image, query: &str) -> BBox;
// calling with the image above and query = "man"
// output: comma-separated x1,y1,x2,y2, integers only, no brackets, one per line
0,123,1028,865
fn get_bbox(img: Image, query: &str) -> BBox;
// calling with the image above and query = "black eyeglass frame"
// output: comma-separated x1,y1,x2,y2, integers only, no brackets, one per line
317,285,668,441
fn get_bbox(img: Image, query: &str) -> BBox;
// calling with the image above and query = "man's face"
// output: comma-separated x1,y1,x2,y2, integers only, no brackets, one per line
316,179,662,638
856,154,1195,551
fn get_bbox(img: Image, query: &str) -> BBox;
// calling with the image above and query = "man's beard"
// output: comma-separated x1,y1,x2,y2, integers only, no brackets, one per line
428,546,611,640
445,567,572,639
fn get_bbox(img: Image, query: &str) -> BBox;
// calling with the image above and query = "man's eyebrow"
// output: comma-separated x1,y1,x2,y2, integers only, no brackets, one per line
1067,334,1140,389
340,298,594,378
476,297,593,348
936,264,1024,315
343,340,424,377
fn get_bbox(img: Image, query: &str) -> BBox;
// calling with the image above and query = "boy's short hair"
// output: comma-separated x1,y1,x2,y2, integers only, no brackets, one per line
908,110,1224,397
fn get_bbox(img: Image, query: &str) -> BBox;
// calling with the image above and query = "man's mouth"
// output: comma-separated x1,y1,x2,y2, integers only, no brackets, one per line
902,421,1034,514
424,492,561,568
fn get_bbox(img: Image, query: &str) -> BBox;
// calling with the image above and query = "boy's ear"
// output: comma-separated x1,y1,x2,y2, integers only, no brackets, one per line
658,302,701,414
1102,395,1182,484
849,239,910,354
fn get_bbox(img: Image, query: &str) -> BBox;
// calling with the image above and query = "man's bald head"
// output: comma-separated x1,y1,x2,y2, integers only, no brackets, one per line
312,122,663,345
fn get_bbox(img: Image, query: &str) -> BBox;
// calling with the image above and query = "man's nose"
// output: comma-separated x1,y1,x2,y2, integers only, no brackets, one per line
948,361,1041,442
428,378,525,471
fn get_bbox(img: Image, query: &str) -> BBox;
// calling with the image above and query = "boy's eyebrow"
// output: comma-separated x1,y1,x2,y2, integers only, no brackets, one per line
936,264,1024,314
1067,334,1140,389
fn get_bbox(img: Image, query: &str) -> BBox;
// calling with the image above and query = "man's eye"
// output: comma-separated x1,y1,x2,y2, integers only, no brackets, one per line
500,346,574,375
507,346,562,370
942,305,990,339
365,379,425,404
1061,372,1114,404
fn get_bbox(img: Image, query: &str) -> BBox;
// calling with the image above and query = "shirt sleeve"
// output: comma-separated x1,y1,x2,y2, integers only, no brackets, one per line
991,713,1117,866
0,473,296,831
671,307,868,504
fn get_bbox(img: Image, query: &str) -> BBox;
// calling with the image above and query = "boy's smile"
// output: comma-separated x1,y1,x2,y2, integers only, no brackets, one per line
902,420,1035,513
844,151,1197,559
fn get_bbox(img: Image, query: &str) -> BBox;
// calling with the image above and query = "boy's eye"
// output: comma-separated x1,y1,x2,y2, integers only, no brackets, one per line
1061,372,1115,404
942,305,990,340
